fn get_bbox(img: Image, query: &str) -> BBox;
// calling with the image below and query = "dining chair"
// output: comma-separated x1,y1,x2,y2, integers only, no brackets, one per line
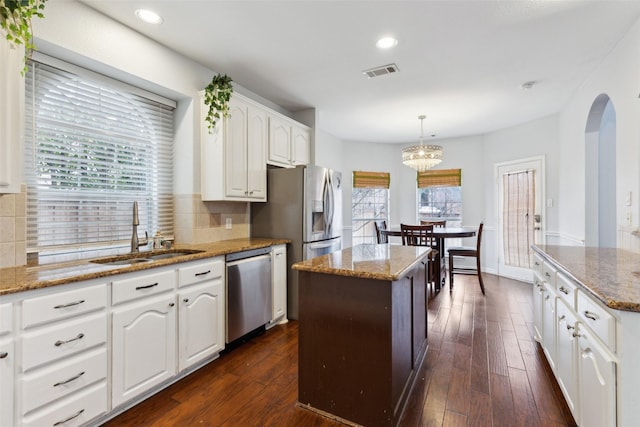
420,219,447,228
448,222,485,294
374,220,388,244
400,223,439,291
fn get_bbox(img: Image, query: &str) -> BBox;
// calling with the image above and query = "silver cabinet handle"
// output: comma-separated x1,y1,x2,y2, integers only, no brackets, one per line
558,286,569,295
54,333,84,347
54,371,85,387
545,272,551,278
572,332,582,338
0,351,7,359
169,302,175,307
54,300,85,309
584,311,598,321
53,409,85,426
558,315,566,321
566,324,575,330
534,261,540,266
194,270,211,277
136,282,159,290
183,298,189,303
545,295,550,301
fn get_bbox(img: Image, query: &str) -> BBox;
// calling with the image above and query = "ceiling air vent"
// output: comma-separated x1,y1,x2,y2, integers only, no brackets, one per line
363,63,399,78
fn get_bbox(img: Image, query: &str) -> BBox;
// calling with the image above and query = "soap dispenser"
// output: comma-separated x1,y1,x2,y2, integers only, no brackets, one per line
152,231,164,250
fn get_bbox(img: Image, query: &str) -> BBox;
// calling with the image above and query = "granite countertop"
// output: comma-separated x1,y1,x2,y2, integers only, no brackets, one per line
0,238,289,296
292,243,431,281
533,245,640,313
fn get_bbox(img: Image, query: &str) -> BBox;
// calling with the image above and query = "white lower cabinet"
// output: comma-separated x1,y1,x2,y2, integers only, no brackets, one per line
0,338,14,427
576,325,616,427
555,299,579,420
178,281,224,371
533,253,619,427
267,244,287,328
111,293,177,407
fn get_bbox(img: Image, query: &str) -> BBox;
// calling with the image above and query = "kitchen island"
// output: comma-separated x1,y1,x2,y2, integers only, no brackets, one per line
293,244,431,427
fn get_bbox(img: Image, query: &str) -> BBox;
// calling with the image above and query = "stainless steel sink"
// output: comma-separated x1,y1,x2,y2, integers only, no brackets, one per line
90,249,205,266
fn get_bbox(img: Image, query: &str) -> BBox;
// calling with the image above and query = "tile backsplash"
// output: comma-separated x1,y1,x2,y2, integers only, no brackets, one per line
0,185,27,267
174,194,250,244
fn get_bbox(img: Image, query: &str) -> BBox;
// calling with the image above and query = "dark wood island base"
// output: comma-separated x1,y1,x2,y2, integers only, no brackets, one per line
294,244,431,427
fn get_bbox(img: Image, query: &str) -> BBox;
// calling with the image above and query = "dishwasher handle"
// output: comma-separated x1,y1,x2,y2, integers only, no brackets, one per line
226,253,271,267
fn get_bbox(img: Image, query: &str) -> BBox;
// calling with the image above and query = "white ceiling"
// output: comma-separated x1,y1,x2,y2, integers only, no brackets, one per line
79,0,640,144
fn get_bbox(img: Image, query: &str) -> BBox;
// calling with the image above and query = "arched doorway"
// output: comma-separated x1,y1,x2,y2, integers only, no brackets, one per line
585,94,617,247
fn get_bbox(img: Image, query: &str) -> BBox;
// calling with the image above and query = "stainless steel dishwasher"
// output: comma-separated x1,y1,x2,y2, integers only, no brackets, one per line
225,247,272,343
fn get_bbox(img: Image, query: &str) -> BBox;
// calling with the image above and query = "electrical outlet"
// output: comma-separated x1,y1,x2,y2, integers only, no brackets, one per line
226,218,232,229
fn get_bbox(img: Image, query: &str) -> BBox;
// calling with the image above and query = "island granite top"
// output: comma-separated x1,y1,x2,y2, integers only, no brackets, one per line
0,238,289,296
533,245,640,313
292,243,431,281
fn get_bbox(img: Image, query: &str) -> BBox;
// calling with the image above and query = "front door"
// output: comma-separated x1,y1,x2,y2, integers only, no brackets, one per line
496,157,544,281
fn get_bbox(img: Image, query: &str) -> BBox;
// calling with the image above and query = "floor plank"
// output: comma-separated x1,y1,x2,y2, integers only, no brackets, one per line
103,273,576,427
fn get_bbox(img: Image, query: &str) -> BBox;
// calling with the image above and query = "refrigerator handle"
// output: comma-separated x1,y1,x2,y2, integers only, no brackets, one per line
324,172,334,235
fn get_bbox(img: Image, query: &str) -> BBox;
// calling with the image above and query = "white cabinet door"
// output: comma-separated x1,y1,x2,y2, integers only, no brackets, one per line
246,106,267,199
225,97,249,198
542,283,556,370
291,124,310,166
112,294,177,407
556,300,579,421
532,273,543,342
269,245,287,326
268,115,292,166
0,32,23,194
577,326,616,427
0,338,14,427
178,280,225,371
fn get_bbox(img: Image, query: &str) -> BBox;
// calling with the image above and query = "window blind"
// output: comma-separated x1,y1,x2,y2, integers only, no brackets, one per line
353,171,390,189
417,168,461,188
24,59,175,257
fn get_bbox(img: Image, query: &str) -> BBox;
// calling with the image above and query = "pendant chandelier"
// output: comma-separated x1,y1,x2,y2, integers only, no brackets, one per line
402,115,442,172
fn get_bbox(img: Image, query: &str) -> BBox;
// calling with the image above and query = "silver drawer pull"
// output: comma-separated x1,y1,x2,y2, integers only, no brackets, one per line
54,333,85,347
545,272,551,278
545,295,550,301
558,315,566,321
558,286,569,295
194,270,211,277
54,300,85,309
572,332,582,339
584,311,599,321
135,282,159,290
53,409,85,426
534,261,540,266
566,324,575,330
54,371,85,387
0,351,7,359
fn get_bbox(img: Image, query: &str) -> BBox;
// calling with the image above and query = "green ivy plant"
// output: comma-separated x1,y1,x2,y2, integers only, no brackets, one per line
0,0,48,75
204,73,233,133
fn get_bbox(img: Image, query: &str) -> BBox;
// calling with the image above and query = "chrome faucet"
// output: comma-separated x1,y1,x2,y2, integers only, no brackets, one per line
131,201,148,252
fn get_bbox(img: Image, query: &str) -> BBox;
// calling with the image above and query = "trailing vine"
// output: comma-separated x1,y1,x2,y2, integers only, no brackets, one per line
0,0,48,75
204,73,233,133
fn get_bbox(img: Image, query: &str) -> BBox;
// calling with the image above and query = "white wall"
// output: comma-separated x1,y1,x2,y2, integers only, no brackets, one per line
558,16,640,249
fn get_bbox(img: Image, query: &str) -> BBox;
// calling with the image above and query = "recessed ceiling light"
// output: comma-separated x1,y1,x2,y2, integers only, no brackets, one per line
376,36,398,49
135,9,163,24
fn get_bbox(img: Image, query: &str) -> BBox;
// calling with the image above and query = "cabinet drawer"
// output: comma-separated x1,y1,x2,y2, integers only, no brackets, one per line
22,283,107,329
21,382,107,427
556,273,578,310
112,269,175,305
0,302,12,335
178,257,224,288
577,291,616,352
541,261,557,287
532,253,544,277
22,313,107,371
22,348,107,414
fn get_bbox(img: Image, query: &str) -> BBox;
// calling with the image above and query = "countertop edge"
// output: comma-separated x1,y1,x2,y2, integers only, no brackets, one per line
532,245,640,313
0,238,290,297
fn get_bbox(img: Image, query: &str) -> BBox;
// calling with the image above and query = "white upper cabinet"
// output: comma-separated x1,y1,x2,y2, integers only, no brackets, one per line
268,113,310,168
0,32,24,194
201,93,267,201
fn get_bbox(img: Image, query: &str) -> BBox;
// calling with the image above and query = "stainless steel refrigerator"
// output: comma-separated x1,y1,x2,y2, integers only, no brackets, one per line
251,165,342,319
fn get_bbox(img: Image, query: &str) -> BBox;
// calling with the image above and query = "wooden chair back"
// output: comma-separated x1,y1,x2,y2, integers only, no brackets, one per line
374,220,388,244
420,220,446,228
400,223,434,247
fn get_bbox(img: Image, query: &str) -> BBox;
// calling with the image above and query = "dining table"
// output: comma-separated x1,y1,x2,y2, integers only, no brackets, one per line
382,226,477,291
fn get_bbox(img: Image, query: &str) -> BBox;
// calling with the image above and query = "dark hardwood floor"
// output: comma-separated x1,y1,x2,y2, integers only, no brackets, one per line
103,274,576,427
